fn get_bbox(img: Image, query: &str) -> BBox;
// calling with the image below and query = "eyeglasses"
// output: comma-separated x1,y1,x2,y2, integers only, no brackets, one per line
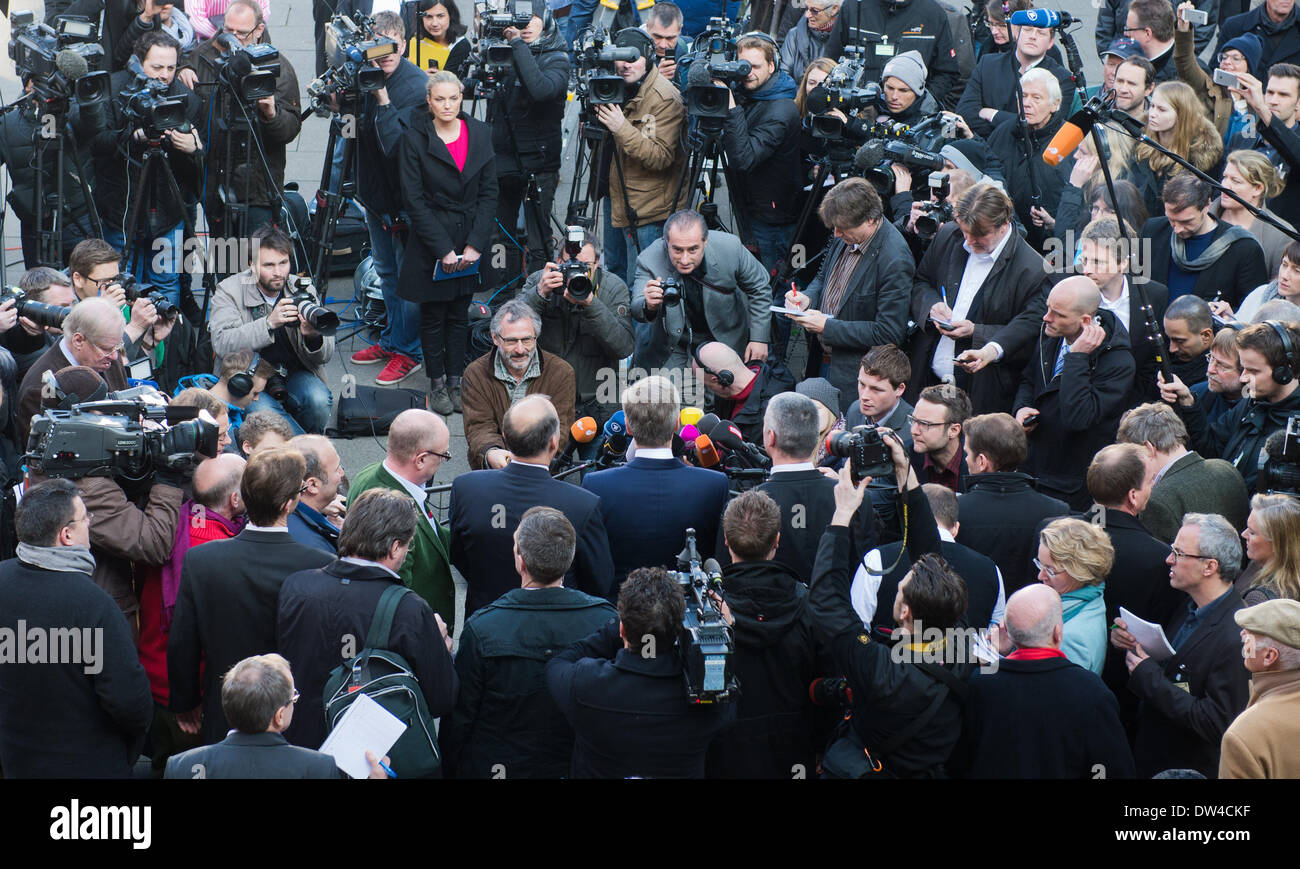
1033,557,1063,579
1170,547,1214,562
498,335,537,347
81,334,125,356
299,483,311,495
1121,26,1148,34
1217,52,1246,67
223,25,257,39
288,689,300,705
806,3,834,15
418,448,453,462
906,414,947,430
69,511,94,527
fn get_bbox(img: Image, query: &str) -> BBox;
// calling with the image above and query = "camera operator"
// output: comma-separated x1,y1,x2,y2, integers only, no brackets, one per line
874,51,941,126
823,0,961,108
781,0,842,83
209,225,334,435
477,2,571,299
91,32,202,309
632,210,771,371
596,27,687,287
719,34,803,280
346,11,429,385
1,268,76,387
956,10,1075,140
523,230,635,422
178,0,301,243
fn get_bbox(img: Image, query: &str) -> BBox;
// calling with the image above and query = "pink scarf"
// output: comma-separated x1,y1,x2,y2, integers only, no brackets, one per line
160,501,245,631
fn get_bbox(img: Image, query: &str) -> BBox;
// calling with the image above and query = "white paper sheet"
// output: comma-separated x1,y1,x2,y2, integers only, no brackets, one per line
318,692,407,779
1119,607,1178,662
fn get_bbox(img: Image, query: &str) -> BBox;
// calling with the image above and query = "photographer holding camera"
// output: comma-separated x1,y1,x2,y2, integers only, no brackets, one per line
91,31,202,309
523,230,635,423
209,225,334,435
178,0,301,243
1,268,76,386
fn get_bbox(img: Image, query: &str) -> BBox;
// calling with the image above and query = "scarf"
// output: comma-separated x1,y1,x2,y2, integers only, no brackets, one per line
1060,583,1105,623
748,71,799,102
1007,647,1068,660
17,543,96,576
1170,222,1254,272
161,502,245,631
1259,7,1297,35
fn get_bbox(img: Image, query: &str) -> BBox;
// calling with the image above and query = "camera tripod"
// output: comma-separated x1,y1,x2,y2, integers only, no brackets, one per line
672,119,746,237
563,104,644,263
16,98,104,268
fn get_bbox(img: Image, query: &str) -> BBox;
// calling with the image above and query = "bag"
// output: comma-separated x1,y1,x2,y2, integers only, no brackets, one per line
329,386,428,438
322,585,442,778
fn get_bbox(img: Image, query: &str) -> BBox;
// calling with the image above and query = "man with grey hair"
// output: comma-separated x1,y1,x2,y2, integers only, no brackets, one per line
462,298,576,469
1113,512,1251,778
583,375,729,591
441,506,617,778
1116,402,1250,542
454,395,614,614
950,584,1135,778
632,210,771,370
1013,276,1136,510
277,489,456,754
1220,598,1300,778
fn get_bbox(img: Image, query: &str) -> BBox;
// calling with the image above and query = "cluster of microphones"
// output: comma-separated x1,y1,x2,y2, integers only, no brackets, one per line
551,407,772,476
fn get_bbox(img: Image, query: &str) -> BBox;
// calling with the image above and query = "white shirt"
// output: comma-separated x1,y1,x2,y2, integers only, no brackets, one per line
1098,277,1131,334
340,556,401,581
770,462,815,474
58,337,79,368
633,447,675,460
932,225,1013,381
246,523,289,532
383,460,438,531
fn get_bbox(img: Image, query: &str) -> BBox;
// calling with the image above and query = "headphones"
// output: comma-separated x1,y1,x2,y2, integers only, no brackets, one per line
1265,320,1299,385
693,345,734,387
227,353,263,399
738,31,780,68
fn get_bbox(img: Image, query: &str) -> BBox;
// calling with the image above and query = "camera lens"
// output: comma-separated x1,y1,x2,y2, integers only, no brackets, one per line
294,294,340,336
159,416,220,459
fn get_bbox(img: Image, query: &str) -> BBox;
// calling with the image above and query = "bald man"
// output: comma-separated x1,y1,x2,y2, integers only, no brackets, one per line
286,435,344,554
693,341,795,443
348,410,456,628
949,584,1135,778
1012,276,1136,510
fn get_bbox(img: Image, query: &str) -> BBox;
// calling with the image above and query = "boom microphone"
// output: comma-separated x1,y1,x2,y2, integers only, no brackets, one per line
853,139,886,171
1008,9,1076,28
687,53,714,89
1042,109,1093,166
55,49,90,80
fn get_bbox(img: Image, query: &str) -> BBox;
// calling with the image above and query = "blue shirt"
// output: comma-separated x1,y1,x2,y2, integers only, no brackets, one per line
1167,229,1216,300
1170,586,1233,651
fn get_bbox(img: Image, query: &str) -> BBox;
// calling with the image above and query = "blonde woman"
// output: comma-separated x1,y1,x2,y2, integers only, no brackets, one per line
1130,80,1223,215
1239,494,1300,605
1215,150,1294,275
1035,518,1114,674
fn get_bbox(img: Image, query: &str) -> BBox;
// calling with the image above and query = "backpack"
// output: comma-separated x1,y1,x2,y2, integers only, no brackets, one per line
322,585,442,779
328,386,428,438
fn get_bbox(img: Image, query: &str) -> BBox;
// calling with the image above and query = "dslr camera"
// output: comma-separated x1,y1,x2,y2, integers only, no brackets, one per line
558,226,595,302
1,285,72,331
660,276,682,306
119,274,179,321
914,171,954,242
306,15,398,116
284,276,340,336
827,423,894,483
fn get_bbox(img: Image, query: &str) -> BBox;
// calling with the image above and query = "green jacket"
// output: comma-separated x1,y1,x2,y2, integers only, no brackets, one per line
348,462,456,632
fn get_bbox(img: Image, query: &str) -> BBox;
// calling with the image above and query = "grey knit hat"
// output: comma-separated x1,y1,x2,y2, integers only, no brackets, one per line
882,50,927,97
795,377,842,417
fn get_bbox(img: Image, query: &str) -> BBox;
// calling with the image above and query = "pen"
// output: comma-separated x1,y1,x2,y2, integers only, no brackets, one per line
940,285,948,308
379,760,397,779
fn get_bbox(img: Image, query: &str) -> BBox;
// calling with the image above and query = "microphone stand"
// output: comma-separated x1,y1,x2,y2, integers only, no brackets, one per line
1054,20,1086,97
1010,28,1042,213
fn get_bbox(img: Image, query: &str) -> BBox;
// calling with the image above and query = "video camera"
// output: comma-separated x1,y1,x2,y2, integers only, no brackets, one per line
672,529,739,704
574,28,640,107
858,137,947,197
207,32,281,103
1,285,71,331
827,423,894,483
914,171,953,243
122,56,189,139
306,14,398,116
1260,415,1300,497
284,276,340,336
7,10,111,108
559,227,595,301
682,16,751,122
806,48,878,139
468,6,536,96
25,392,220,481
118,274,179,321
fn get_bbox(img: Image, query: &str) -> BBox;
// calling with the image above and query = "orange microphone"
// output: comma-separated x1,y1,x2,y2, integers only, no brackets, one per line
1042,110,1095,167
694,433,720,468
570,416,598,444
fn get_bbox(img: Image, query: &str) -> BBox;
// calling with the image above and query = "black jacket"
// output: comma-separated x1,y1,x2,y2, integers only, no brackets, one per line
950,656,1136,779
0,95,101,226
871,537,1000,633
275,559,459,751
722,74,803,226
908,222,1052,415
706,559,823,779
1254,115,1300,226
1013,309,1137,509
1176,379,1300,492
957,50,1078,140
1129,586,1251,778
1215,4,1300,73
441,586,616,778
1120,278,1171,405
984,112,1075,252
0,557,153,778
164,731,342,779
955,471,1069,594
715,361,795,444
545,620,737,778
824,0,961,106
451,462,615,614
1139,217,1269,308
356,58,430,217
396,113,498,303
482,32,570,175
167,528,336,743
810,525,972,777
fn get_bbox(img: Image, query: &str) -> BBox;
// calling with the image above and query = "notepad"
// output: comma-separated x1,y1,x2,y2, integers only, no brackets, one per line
318,692,406,779
1119,607,1178,662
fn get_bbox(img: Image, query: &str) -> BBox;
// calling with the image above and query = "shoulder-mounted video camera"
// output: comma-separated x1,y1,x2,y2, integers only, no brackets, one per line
206,33,281,103
574,28,640,107
122,56,189,139
806,48,878,139
7,10,111,108
306,14,398,117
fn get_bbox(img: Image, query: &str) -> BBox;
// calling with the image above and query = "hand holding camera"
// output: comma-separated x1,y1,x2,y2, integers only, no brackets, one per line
268,296,300,329
0,299,18,333
644,277,666,311
538,262,565,298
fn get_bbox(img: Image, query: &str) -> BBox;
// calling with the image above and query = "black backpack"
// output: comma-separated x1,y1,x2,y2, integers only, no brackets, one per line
328,386,428,438
322,585,442,779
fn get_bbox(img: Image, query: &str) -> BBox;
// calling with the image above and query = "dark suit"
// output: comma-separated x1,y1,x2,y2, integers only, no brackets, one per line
1140,451,1252,544
956,471,1069,594
1120,278,1171,405
870,536,1001,632
581,457,729,594
164,731,342,779
451,462,614,615
167,528,336,743
276,559,458,751
1129,587,1251,778
908,222,1051,415
17,341,128,446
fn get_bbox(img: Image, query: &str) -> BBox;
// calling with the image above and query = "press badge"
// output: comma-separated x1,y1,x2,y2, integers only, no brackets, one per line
876,42,895,57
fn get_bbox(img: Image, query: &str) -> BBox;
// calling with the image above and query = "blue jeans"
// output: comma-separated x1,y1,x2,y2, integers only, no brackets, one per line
364,210,422,360
750,221,795,362
245,368,334,435
104,222,185,308
613,220,665,367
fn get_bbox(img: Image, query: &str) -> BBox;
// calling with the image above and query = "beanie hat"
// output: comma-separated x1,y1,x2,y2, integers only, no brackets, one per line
1222,32,1265,77
882,50,927,97
941,139,987,180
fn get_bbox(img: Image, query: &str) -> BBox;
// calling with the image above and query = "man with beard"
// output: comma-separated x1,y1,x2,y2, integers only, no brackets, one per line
1192,328,1246,427
209,225,334,434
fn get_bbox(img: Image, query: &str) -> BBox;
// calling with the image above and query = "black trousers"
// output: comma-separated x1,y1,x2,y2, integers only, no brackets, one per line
483,169,559,296
420,294,472,381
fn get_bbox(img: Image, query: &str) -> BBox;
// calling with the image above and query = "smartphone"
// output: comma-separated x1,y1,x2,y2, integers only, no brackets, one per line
929,316,954,330
1181,8,1209,25
1022,413,1040,427
1213,68,1239,88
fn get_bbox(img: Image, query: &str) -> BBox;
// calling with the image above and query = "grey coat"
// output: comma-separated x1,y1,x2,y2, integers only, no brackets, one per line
209,269,335,382
631,231,771,368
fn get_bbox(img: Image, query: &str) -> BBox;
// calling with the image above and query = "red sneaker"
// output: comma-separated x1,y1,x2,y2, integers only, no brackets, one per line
375,354,419,386
350,343,391,365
